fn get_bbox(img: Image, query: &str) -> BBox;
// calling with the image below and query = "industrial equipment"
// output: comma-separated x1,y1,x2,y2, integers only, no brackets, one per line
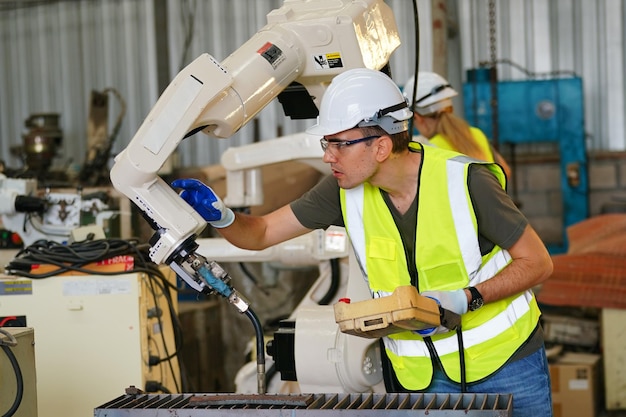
0,327,38,417
94,392,513,416
109,0,402,394
8,113,63,180
107,0,472,402
78,87,127,187
0,175,117,246
463,67,588,252
0,270,180,417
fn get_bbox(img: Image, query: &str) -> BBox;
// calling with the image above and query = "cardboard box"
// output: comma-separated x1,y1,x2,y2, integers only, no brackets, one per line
549,352,602,417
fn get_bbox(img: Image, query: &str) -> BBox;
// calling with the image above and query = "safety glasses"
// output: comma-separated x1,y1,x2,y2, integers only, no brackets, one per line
320,135,380,152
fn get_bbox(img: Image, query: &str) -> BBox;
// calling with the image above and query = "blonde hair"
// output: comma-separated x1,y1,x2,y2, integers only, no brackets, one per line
431,108,492,161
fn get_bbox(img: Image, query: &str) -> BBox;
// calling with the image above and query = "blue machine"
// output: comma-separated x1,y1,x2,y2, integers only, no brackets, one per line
462,68,589,253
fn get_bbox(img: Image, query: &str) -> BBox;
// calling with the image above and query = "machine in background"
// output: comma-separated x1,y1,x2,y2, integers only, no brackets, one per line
7,113,64,182
463,66,589,253
0,176,122,246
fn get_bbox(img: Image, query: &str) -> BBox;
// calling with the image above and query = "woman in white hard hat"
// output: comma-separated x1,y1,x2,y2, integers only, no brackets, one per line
403,72,511,178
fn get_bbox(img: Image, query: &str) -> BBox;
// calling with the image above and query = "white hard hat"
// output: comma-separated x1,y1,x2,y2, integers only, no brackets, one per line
307,68,412,136
403,71,458,115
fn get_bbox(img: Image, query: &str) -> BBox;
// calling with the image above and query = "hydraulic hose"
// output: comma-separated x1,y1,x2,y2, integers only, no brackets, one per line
245,307,266,394
318,258,341,305
1,329,23,417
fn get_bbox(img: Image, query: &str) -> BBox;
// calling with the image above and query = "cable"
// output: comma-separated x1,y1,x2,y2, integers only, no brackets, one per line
143,270,183,393
478,58,578,79
245,307,266,394
4,238,187,393
407,0,420,136
5,238,166,279
238,262,270,296
127,241,184,393
457,326,466,393
317,258,341,305
1,329,23,417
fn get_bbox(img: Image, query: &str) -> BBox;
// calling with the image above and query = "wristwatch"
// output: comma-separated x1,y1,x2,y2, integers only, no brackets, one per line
467,286,484,311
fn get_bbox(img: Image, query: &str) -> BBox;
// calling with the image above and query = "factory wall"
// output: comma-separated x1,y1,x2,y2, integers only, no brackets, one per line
0,0,625,173
511,151,626,248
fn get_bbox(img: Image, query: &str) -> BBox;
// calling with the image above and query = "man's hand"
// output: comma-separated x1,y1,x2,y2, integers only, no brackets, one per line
421,289,468,315
412,290,467,337
171,178,235,228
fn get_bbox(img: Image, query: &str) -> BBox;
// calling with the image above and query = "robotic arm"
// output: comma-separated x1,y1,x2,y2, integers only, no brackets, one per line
110,0,401,296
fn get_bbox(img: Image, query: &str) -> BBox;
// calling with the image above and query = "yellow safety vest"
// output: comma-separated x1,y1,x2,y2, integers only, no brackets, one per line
340,143,540,390
429,127,495,162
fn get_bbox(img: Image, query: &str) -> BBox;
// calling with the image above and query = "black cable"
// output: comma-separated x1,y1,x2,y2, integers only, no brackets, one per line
4,238,186,393
478,58,578,79
126,241,184,393
238,262,270,296
245,308,266,394
5,238,162,279
407,0,420,136
317,258,341,305
457,326,466,393
144,270,181,393
1,330,23,417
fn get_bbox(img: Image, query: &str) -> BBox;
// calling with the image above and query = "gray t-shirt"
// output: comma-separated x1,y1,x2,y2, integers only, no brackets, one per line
291,164,528,253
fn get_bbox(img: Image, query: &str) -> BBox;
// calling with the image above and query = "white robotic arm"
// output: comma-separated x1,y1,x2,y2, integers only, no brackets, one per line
110,0,401,294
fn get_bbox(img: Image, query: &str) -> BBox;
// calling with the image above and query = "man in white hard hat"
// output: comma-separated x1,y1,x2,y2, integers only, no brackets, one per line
404,72,511,178
172,68,553,417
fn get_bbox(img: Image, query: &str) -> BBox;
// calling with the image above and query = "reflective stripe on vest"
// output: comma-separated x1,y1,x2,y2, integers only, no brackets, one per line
385,290,532,357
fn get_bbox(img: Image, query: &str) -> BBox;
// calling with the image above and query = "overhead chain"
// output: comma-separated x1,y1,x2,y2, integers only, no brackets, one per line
488,0,499,149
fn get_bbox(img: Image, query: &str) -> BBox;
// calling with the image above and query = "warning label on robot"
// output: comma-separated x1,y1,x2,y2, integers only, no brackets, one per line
314,52,344,70
258,42,285,69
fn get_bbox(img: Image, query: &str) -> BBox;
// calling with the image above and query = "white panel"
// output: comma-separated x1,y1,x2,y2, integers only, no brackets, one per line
0,274,144,417
579,1,602,149
458,0,475,72
507,1,527,80
530,0,551,73
604,1,625,151
553,0,575,71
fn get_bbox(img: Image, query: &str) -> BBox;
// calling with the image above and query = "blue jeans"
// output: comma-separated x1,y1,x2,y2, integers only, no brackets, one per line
425,346,553,417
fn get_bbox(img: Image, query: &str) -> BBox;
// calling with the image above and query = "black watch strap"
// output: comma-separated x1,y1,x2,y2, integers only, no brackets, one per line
467,286,484,311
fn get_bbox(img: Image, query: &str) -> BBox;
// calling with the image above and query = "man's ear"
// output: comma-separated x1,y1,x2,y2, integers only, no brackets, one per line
375,135,393,161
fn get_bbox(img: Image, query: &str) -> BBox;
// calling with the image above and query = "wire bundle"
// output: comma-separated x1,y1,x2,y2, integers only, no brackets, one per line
5,238,156,279
3,238,186,393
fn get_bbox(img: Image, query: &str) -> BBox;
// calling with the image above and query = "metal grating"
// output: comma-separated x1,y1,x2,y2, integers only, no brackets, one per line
94,392,512,416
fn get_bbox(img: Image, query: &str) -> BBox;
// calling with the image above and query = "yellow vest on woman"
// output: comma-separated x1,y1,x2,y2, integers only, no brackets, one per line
340,143,540,390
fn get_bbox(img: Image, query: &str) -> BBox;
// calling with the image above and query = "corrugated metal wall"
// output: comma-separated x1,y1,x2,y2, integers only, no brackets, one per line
0,0,624,174
0,0,159,176
458,0,625,151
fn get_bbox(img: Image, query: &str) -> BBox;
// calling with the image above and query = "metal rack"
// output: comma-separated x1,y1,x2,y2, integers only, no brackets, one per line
95,392,513,416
